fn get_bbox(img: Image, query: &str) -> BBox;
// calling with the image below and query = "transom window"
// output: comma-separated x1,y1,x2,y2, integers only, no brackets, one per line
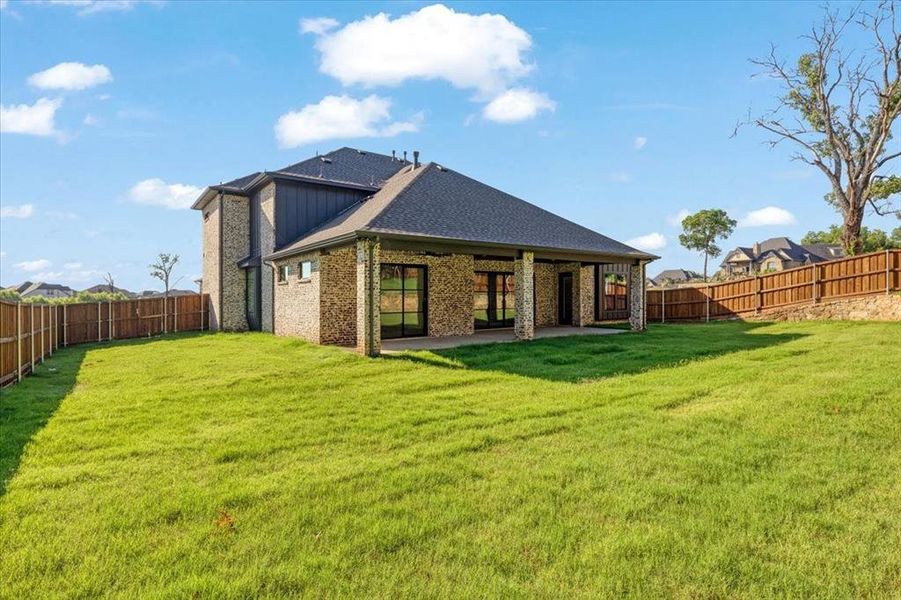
474,272,515,329
380,264,427,338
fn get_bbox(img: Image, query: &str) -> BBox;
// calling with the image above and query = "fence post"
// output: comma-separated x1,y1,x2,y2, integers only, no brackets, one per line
109,301,113,341
16,303,22,383
30,304,35,372
63,304,68,347
661,287,666,324
705,286,710,323
97,302,102,342
201,295,205,331
755,275,761,314
41,305,46,363
887,249,891,295
49,305,53,357
812,264,817,304
162,297,167,335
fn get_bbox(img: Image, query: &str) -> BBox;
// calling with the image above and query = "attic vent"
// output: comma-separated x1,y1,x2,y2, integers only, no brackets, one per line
357,149,366,155
320,157,333,163
435,164,446,172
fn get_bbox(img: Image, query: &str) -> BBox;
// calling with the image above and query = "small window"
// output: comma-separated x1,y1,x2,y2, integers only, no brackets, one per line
299,261,312,280
277,264,292,282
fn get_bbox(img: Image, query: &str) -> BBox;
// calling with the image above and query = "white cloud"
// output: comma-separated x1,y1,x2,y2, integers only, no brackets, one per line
83,114,98,126
634,136,647,150
128,178,203,210
0,251,6,259
739,206,796,227
626,232,667,251
482,88,555,123
307,4,533,97
0,0,8,9
28,62,112,91
0,97,62,137
15,258,52,272
0,204,35,218
63,262,83,269
275,94,420,149
35,1,163,16
46,209,80,220
667,208,691,227
300,17,339,35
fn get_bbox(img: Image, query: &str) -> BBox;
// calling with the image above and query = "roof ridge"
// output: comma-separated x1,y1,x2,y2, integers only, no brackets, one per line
359,163,432,233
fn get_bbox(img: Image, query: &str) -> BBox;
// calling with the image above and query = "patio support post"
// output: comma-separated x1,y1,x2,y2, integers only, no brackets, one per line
629,261,647,331
356,237,381,356
514,250,535,341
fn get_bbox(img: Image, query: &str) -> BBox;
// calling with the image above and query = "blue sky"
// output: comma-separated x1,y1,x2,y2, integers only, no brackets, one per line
1,0,898,291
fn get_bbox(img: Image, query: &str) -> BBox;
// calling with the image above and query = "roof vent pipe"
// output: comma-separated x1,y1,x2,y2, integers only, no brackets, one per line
413,150,420,169
392,150,396,160
403,150,407,163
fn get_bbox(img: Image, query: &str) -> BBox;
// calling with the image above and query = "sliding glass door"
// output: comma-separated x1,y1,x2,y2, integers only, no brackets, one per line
380,264,427,339
474,272,515,329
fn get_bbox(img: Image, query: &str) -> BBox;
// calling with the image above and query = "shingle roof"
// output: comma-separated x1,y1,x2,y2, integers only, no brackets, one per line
270,163,656,261
211,148,409,195
652,269,702,283
722,237,843,266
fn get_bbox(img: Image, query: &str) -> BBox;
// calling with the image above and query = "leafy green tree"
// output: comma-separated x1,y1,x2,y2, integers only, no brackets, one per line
802,225,901,252
0,288,22,302
741,2,900,253
678,209,737,281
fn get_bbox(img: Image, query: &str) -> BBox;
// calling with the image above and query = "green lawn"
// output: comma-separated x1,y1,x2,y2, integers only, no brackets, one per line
1,322,899,598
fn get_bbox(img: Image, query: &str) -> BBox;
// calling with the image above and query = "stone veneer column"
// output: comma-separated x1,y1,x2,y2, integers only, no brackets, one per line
514,251,535,340
356,238,381,356
629,262,647,331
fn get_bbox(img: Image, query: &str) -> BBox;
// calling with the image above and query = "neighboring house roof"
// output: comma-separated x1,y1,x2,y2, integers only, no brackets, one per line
721,237,843,267
269,163,656,262
652,269,703,284
194,148,411,209
15,281,75,297
82,284,134,296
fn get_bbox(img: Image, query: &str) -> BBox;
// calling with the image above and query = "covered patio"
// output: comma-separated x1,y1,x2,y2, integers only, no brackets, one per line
381,324,627,352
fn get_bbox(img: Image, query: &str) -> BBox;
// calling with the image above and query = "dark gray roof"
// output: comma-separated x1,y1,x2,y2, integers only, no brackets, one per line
273,147,409,188
210,148,408,195
652,269,702,283
270,163,656,261
723,237,843,266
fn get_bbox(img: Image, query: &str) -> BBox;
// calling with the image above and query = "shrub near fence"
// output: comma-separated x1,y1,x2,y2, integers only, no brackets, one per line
0,294,209,387
647,249,900,322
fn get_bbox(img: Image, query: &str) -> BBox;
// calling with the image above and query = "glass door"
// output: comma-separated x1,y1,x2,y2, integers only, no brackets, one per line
380,264,427,339
474,272,515,329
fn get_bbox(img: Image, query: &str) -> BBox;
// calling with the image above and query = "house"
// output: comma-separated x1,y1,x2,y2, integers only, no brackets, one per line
650,269,704,287
82,284,135,297
193,147,657,355
720,237,844,277
11,281,75,299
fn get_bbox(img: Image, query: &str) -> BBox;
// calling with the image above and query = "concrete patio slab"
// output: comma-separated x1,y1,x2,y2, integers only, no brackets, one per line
381,326,626,352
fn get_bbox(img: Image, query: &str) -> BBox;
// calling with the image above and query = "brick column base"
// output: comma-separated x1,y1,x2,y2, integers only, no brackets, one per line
629,262,647,331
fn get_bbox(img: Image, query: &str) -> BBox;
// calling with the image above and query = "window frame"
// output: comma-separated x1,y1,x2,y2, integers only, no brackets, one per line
277,264,292,283
474,270,515,329
298,260,313,281
379,263,428,339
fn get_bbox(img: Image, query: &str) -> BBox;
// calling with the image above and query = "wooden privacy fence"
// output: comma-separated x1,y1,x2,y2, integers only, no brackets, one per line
647,249,900,322
0,294,209,387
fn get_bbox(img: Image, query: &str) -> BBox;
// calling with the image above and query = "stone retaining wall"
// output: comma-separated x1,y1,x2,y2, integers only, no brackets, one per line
749,293,901,322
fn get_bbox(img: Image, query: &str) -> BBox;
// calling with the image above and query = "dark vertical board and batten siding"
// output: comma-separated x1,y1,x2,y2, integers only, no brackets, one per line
274,180,368,249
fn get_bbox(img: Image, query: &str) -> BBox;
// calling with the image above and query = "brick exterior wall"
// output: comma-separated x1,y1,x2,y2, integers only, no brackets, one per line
259,183,276,333
201,197,221,330
534,263,557,327
202,194,250,332
272,251,320,342
386,250,476,337
320,245,357,345
356,239,381,355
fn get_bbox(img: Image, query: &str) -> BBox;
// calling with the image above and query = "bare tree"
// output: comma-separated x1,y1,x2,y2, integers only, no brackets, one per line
103,272,116,294
738,1,900,253
149,253,180,298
